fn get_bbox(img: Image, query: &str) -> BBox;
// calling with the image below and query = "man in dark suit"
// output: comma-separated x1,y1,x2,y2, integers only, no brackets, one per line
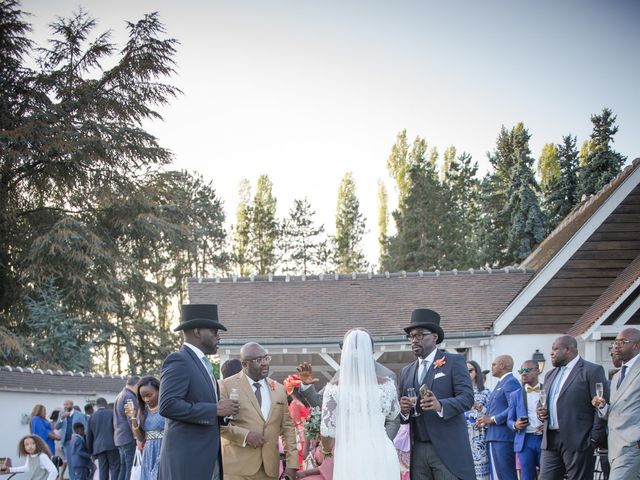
57,399,88,480
398,308,475,480
86,397,120,480
113,375,139,480
476,355,521,480
507,360,543,480
536,335,608,480
159,304,239,480
296,330,401,440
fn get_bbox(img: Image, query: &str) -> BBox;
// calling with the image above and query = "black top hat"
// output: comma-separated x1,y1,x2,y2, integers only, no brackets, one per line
174,304,227,332
404,308,444,344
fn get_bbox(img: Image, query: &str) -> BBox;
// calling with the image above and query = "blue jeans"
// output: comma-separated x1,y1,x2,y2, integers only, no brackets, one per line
117,442,136,480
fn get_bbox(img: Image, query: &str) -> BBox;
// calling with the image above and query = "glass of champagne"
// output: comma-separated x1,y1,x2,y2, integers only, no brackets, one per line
595,382,604,398
407,387,420,417
538,389,547,409
228,388,239,419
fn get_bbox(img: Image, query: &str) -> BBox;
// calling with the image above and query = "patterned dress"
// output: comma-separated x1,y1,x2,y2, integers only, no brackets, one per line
141,409,165,480
465,387,491,480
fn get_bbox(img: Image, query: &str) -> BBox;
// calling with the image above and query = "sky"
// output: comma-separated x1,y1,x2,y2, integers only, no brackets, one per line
26,0,640,269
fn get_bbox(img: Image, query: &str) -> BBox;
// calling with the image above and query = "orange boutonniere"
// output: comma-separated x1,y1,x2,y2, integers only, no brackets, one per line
268,379,277,391
434,358,446,369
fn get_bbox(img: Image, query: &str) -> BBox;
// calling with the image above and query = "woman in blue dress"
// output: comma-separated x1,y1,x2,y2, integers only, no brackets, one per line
29,404,60,455
127,376,164,480
464,360,491,480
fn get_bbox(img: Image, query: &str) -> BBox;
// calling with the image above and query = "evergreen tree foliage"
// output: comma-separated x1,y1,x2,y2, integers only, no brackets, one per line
579,108,626,197
504,124,546,263
334,172,368,272
544,135,580,229
377,180,389,269
280,198,325,275
250,175,279,275
386,130,412,204
232,179,252,276
538,143,560,192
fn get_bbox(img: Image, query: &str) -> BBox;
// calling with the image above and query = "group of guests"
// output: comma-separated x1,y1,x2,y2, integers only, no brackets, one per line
4,302,639,480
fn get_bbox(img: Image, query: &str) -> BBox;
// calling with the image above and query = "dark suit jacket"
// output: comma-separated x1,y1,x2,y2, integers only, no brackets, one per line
159,346,226,480
541,357,608,452
486,373,521,443
87,407,117,455
113,388,138,447
70,434,92,468
399,350,475,480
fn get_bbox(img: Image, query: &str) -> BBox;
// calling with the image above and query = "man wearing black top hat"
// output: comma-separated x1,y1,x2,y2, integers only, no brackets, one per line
398,308,476,480
159,304,240,480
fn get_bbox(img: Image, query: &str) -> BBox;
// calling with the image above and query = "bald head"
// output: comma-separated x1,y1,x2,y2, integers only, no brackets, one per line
491,355,514,378
612,328,640,363
240,342,270,381
620,327,640,343
240,342,265,360
551,335,578,367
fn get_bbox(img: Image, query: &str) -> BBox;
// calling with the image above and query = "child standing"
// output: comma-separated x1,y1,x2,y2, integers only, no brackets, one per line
0,435,57,480
70,422,92,480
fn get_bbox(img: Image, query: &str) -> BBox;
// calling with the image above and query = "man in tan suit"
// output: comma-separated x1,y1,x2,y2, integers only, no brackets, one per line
219,342,299,480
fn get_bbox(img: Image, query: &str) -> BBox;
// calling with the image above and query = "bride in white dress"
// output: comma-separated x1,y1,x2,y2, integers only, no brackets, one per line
320,329,401,480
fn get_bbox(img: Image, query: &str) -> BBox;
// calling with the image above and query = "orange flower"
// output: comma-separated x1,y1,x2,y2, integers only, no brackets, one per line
268,379,277,391
434,358,446,369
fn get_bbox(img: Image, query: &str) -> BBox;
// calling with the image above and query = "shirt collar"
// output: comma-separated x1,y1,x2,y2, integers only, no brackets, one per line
623,352,640,369
245,375,268,388
184,342,206,360
419,348,439,364
564,355,580,370
499,371,513,381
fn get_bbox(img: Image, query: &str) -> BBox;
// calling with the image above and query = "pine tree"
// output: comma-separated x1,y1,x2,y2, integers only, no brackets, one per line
250,175,279,275
579,108,626,197
280,198,325,275
387,130,412,204
538,143,560,193
334,172,368,272
504,124,546,263
377,180,389,269
232,179,252,276
545,135,580,229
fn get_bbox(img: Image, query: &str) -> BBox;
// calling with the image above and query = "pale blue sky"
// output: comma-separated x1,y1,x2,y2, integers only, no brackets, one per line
26,0,640,268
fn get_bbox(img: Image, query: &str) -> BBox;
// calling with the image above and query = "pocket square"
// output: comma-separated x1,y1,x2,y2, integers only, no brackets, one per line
434,372,446,379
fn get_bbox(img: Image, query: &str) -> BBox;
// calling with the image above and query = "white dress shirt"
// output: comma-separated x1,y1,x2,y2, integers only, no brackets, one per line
184,342,218,400
245,375,272,420
549,355,580,429
524,384,542,433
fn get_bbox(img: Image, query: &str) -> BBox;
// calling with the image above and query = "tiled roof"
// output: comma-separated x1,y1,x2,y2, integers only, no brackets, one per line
0,366,127,394
187,269,534,342
567,254,640,336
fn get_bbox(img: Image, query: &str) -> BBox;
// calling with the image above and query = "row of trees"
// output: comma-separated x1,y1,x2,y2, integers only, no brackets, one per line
0,2,627,372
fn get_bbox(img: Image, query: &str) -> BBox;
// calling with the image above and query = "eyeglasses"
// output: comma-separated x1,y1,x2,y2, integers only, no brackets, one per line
610,339,632,348
517,368,538,374
247,355,271,364
406,331,435,341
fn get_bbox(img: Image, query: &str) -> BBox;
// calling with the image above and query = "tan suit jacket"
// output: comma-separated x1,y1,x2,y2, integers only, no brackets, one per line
220,372,299,478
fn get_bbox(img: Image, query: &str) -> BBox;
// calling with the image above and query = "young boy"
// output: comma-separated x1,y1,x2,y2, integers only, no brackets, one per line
70,422,92,480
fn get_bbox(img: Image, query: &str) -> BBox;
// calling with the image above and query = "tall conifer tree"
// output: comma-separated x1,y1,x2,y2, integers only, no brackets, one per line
250,175,279,275
334,172,368,272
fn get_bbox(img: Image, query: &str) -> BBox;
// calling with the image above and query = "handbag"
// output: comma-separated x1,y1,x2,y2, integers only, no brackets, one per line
130,449,143,480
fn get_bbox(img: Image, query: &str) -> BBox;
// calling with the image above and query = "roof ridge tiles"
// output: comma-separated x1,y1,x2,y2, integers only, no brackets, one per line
0,365,127,379
189,267,535,284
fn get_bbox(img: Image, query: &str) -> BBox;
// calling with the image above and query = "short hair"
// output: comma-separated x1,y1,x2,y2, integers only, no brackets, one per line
127,375,141,387
221,359,242,379
73,422,84,432
84,403,94,414
96,397,108,407
18,435,51,458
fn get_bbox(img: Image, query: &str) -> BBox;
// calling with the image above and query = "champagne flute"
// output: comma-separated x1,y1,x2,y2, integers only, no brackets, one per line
595,382,604,398
538,389,547,409
228,388,239,419
406,387,420,417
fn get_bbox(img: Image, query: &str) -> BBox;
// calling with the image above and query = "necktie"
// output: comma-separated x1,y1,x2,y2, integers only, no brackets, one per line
420,359,429,384
201,357,219,400
526,385,540,393
548,366,567,429
253,382,262,407
616,365,628,389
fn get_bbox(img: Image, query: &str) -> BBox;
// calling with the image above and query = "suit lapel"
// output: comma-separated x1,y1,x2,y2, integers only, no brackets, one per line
613,359,640,401
425,351,444,390
239,372,265,421
522,384,528,413
183,346,216,400
409,359,420,390
558,358,581,398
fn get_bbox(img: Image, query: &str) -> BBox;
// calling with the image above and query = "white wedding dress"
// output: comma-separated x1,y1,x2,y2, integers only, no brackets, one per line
320,330,401,480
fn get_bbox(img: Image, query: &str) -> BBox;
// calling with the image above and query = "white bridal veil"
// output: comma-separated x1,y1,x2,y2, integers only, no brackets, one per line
330,329,391,479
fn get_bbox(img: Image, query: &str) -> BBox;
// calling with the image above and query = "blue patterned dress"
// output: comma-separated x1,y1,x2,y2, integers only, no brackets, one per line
141,408,165,480
465,387,491,480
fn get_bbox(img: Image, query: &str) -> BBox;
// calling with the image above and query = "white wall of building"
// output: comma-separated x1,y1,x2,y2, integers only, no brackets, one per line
0,391,118,475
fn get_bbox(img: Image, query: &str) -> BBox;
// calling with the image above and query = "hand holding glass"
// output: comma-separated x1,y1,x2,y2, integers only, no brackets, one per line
228,388,239,419
406,387,420,417
538,389,547,408
595,382,604,398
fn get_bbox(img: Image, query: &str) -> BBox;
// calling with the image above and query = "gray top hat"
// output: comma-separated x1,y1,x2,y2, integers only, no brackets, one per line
174,304,227,332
